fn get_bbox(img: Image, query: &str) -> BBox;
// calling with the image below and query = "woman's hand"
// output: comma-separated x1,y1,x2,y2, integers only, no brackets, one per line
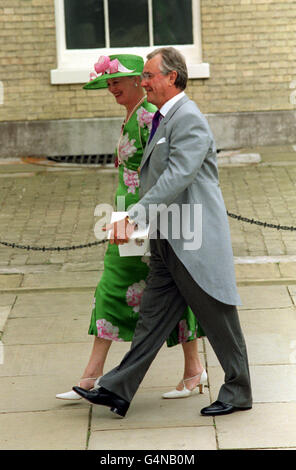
103,217,135,245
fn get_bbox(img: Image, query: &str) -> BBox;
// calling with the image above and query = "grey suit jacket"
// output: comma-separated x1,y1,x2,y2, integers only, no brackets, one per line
128,94,241,306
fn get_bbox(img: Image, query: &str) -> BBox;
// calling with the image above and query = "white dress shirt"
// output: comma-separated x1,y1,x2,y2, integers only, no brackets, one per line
159,91,185,117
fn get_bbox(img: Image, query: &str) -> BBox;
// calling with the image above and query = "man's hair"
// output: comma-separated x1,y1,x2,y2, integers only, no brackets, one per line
147,47,188,90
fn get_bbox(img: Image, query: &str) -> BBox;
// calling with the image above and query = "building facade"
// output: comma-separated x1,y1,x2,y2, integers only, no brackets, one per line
0,0,295,158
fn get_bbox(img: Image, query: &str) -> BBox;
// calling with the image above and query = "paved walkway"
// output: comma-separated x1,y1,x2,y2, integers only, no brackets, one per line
1,145,296,450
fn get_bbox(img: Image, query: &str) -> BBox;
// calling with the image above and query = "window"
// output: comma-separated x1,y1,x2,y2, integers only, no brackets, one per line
51,0,210,84
64,0,194,49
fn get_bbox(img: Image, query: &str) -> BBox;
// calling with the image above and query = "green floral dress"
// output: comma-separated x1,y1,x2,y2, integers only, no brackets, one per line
88,98,204,345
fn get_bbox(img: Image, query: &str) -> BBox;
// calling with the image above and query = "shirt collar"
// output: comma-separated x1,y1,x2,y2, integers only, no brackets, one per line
159,91,185,117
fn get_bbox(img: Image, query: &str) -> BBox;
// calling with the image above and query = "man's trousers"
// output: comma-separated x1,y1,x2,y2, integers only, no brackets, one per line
99,238,252,408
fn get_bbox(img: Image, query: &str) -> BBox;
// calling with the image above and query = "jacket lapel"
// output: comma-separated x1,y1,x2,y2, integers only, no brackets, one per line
140,95,190,170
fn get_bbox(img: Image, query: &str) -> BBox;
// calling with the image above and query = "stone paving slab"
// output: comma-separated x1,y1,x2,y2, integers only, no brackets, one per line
215,403,296,450
0,287,295,450
0,264,61,274
0,294,17,306
0,375,87,413
248,365,296,403
21,271,101,289
2,315,92,345
9,291,93,319
208,365,296,404
240,307,295,365
0,274,23,289
235,263,281,280
0,262,104,274
0,306,11,333
88,426,217,450
61,261,104,272
90,388,212,431
259,152,296,162
238,285,292,309
0,408,89,450
0,340,203,387
0,294,16,334
0,343,93,377
244,145,294,155
0,160,42,173
205,306,296,366
279,262,296,278
287,285,296,305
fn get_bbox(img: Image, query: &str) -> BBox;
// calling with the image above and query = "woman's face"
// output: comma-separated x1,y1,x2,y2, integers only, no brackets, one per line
107,76,138,106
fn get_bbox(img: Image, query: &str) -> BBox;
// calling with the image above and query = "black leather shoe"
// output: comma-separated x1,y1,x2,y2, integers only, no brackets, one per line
200,400,252,416
72,386,130,418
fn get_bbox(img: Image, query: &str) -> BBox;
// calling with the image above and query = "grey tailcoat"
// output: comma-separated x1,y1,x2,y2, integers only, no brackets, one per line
128,94,241,306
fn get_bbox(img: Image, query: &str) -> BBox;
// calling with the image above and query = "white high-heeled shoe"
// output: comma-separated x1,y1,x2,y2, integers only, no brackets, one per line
162,369,207,399
56,377,101,400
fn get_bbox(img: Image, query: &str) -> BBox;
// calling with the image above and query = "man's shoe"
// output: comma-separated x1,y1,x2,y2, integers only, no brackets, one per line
72,386,130,418
200,400,252,416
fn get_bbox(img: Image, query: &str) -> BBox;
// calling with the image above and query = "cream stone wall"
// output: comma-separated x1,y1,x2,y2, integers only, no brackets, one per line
198,0,296,114
0,0,295,122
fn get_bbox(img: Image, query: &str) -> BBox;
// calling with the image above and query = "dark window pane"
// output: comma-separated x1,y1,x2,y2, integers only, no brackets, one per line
109,0,149,47
153,0,193,45
64,0,105,49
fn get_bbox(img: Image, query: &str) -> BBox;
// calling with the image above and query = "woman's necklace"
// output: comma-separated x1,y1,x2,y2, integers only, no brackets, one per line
115,95,146,167
124,94,146,125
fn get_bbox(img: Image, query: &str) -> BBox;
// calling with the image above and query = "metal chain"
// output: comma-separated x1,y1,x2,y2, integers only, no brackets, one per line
0,212,296,252
226,212,296,231
0,239,107,251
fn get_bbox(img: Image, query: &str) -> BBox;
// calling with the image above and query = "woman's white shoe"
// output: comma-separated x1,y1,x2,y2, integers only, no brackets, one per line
56,377,101,400
162,369,207,399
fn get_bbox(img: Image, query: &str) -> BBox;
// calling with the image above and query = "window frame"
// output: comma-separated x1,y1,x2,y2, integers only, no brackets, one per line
50,0,210,84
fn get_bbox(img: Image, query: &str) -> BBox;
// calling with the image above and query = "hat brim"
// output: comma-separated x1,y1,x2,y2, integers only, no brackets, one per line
83,71,142,90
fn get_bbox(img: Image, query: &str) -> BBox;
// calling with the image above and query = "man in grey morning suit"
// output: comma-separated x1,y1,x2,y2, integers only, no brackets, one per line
74,47,253,417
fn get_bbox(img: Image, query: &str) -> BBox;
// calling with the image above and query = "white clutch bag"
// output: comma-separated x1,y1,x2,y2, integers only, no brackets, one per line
109,212,150,257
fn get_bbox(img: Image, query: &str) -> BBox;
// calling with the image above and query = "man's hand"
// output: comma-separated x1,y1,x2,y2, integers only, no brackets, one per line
102,217,136,245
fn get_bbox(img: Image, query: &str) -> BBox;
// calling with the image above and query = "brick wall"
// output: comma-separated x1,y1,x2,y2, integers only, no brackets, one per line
197,0,296,114
0,0,295,122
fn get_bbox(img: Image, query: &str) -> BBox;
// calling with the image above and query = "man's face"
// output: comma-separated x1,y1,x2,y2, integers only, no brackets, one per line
141,54,173,109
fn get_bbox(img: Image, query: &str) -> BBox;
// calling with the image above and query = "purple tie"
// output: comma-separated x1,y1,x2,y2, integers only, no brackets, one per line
149,110,162,143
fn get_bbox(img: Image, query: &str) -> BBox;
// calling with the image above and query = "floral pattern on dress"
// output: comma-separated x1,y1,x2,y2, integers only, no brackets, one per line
123,167,140,194
178,319,193,343
118,132,137,163
126,280,146,313
136,107,155,131
96,319,124,341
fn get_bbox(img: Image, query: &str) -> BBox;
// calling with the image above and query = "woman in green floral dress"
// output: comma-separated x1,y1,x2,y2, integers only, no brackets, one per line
56,55,206,401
